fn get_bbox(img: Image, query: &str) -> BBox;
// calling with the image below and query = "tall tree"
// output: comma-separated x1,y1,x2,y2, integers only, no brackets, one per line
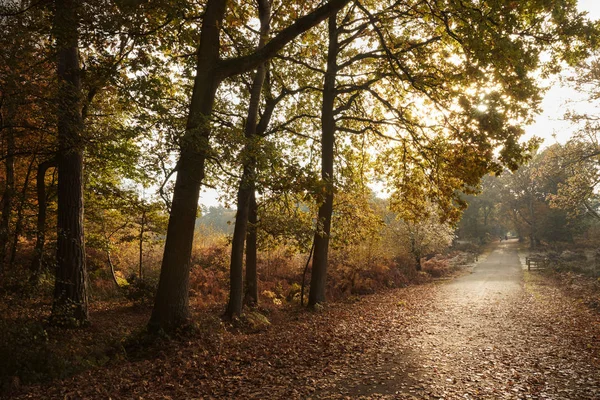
225,0,272,318
309,14,338,307
149,0,352,332
51,0,88,325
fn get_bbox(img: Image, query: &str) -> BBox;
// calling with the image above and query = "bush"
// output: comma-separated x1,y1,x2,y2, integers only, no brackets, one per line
422,256,450,278
452,241,480,253
0,320,81,394
125,275,157,305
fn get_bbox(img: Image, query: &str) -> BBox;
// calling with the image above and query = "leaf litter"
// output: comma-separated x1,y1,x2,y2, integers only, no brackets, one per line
9,242,600,399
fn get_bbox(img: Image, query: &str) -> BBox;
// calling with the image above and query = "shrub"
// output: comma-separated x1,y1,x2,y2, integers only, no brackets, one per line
125,275,157,305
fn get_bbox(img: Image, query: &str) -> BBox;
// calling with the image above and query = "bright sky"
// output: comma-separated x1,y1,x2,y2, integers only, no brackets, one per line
522,0,600,146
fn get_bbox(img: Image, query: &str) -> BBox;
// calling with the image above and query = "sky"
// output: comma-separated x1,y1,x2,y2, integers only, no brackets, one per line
523,0,600,146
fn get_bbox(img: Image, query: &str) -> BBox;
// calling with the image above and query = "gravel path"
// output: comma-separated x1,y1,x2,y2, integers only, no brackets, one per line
323,239,600,399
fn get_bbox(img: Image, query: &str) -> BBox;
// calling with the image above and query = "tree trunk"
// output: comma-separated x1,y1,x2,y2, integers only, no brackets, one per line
0,114,15,271
529,197,536,250
148,0,227,332
107,246,119,288
309,15,338,307
300,238,315,307
244,190,258,306
10,156,35,268
30,159,56,282
410,234,422,271
225,0,271,319
139,208,145,281
99,210,120,288
50,0,89,326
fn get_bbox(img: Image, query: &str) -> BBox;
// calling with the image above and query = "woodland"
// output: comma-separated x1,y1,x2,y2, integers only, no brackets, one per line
1,0,600,398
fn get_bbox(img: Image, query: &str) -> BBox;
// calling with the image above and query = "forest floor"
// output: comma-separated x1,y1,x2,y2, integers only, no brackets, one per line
5,239,600,399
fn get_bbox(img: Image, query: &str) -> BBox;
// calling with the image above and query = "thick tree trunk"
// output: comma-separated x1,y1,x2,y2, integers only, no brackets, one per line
9,156,35,268
0,118,15,271
148,0,227,332
244,191,258,306
50,0,89,326
225,0,271,319
309,15,338,307
30,159,56,282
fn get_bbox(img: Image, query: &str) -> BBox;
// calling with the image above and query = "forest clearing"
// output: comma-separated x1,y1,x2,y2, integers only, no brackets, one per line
2,0,600,398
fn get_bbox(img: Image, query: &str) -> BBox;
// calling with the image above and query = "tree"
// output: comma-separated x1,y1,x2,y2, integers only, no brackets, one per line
548,56,600,219
149,0,352,332
308,14,338,307
225,0,272,318
51,0,89,325
30,158,56,282
388,208,455,271
0,2,54,275
457,174,507,243
499,147,581,247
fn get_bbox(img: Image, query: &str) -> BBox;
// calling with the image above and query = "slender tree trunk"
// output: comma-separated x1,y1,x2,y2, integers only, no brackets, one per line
107,246,119,288
244,190,258,306
225,0,271,319
30,159,56,282
50,0,89,326
139,208,145,281
309,15,338,307
410,234,422,271
99,211,120,288
0,117,15,271
9,156,35,268
300,238,315,307
529,196,536,250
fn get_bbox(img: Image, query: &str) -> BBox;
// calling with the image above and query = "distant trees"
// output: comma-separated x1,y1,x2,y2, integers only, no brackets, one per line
457,147,589,248
546,57,600,221
457,175,506,243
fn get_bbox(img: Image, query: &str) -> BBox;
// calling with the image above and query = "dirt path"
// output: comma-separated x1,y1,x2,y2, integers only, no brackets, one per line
319,239,600,399
10,240,600,399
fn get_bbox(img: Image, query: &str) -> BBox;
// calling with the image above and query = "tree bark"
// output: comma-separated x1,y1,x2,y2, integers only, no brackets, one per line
30,158,56,282
244,191,258,306
309,15,338,307
50,0,89,326
225,0,271,319
9,155,35,268
149,0,351,333
300,239,315,306
139,208,145,281
0,112,15,271
148,0,227,332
